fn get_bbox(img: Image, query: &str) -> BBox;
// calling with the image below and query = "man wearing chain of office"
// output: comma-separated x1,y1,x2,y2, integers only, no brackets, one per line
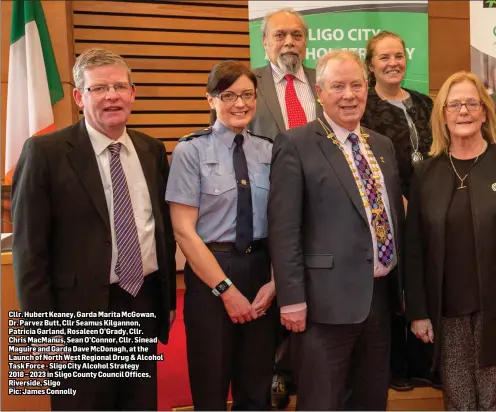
268,49,404,410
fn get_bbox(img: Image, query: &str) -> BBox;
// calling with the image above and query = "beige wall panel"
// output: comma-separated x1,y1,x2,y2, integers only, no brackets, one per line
73,14,248,32
128,113,210,126
132,72,209,85
74,43,249,59
132,99,209,112
72,1,247,19
74,28,249,46
125,58,249,71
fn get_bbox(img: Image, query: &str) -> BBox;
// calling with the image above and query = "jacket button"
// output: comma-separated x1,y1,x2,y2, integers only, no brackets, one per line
366,258,373,264
103,240,111,247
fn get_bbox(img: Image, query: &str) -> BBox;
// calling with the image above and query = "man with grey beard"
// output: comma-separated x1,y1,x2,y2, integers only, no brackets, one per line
249,8,322,142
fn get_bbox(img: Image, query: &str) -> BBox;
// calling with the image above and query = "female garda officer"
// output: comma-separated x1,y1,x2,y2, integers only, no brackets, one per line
166,60,277,411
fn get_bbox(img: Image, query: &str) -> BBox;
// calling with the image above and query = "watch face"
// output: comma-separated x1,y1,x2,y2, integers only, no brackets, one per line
218,282,228,292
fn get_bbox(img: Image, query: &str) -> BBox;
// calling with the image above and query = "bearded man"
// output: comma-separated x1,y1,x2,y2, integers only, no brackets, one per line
248,8,322,141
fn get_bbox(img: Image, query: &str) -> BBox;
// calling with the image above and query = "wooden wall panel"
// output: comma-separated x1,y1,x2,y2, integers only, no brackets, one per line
73,0,249,154
428,1,470,96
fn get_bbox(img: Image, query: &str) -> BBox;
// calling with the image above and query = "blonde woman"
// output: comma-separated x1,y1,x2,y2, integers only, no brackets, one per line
405,71,496,410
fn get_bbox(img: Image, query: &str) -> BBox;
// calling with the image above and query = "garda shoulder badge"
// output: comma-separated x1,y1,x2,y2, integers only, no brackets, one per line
247,130,273,144
179,127,212,142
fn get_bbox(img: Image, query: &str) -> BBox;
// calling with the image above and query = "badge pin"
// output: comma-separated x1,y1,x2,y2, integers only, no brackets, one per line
380,156,385,163
491,183,496,192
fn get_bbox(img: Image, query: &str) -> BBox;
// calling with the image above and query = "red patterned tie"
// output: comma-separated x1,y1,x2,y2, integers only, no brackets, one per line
284,74,307,129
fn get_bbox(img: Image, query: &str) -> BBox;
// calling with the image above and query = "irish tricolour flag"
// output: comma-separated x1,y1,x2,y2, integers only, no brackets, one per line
5,0,63,184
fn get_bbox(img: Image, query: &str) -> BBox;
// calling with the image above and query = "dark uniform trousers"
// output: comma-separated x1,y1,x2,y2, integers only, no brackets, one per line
50,273,160,411
296,275,393,411
184,243,277,411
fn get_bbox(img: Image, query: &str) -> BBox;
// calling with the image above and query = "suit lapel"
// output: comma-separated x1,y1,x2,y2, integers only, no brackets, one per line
128,131,163,232
257,65,285,132
314,119,368,225
66,120,111,232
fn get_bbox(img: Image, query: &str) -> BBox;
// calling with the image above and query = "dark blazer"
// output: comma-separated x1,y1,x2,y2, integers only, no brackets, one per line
362,88,433,198
11,119,176,344
405,144,496,368
210,64,323,141
268,119,404,324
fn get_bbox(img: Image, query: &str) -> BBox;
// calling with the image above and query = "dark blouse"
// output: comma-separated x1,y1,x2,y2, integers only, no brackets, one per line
443,156,480,318
362,88,433,198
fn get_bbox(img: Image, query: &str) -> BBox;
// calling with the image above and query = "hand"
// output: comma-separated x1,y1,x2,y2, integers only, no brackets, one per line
169,310,176,330
281,308,307,332
411,319,434,343
252,280,276,317
221,286,258,324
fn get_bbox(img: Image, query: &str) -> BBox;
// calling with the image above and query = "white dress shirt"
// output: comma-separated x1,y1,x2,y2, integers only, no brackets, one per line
271,63,316,128
281,115,397,314
86,121,158,284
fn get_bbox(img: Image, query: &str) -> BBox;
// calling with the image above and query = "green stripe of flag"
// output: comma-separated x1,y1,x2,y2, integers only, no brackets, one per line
10,0,64,105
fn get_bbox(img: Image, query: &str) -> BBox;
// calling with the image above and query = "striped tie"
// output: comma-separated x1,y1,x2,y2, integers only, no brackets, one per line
108,143,143,296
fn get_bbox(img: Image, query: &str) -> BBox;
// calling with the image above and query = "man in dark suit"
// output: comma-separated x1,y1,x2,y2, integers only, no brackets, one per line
269,50,404,410
11,48,176,411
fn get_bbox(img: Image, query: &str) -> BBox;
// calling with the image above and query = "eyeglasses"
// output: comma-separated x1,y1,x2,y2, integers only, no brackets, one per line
444,100,482,112
82,83,133,96
216,91,256,103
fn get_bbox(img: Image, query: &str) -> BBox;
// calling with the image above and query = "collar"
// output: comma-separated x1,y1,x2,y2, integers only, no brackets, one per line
86,120,131,156
323,113,361,145
270,62,307,85
212,119,248,149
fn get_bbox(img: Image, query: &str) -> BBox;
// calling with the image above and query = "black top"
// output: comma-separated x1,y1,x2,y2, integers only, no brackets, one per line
362,88,433,199
443,156,480,317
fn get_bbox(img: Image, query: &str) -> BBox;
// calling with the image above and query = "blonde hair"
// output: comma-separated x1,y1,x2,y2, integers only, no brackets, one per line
430,71,496,157
73,48,132,89
316,50,368,88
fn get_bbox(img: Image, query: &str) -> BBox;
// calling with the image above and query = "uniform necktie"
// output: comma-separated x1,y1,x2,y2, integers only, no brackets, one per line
233,134,253,253
347,133,394,267
108,143,143,296
284,74,307,129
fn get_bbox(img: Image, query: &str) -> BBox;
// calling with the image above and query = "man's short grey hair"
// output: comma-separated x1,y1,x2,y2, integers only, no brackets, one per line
316,50,368,87
261,8,309,41
73,48,132,89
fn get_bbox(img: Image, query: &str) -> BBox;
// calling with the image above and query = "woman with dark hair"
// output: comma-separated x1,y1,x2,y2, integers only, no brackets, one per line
361,31,437,392
166,61,276,410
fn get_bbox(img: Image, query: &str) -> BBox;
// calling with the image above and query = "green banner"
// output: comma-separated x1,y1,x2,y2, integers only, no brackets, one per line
249,5,429,93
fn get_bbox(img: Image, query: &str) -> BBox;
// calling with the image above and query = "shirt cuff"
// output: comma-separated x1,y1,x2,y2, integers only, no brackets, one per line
280,303,307,313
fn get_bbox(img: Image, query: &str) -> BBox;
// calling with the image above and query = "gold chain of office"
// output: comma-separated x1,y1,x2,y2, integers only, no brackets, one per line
317,118,389,244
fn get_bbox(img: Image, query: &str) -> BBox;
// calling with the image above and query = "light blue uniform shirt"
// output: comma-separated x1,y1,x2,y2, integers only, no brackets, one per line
166,120,273,243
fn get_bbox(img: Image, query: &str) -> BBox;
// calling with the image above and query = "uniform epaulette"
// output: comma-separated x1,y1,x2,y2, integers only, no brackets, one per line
247,130,273,143
179,127,212,142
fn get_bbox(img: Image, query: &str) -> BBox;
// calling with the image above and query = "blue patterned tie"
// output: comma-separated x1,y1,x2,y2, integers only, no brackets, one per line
108,143,143,296
348,133,394,267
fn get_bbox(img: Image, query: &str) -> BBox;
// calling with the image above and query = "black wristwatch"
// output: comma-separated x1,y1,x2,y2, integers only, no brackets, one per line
212,278,233,296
